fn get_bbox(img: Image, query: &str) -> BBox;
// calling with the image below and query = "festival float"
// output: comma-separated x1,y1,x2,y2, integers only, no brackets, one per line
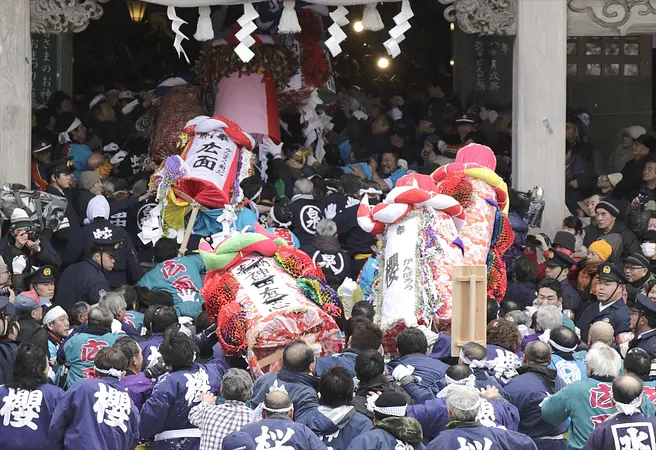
198,232,343,378
358,145,513,350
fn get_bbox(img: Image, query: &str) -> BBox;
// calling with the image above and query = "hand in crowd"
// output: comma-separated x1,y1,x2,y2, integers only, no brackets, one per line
13,229,29,249
201,392,217,406
479,385,500,400
11,255,27,275
25,239,41,254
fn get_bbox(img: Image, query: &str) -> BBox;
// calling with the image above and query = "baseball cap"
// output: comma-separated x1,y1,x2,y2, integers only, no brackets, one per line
14,291,50,313
0,296,15,316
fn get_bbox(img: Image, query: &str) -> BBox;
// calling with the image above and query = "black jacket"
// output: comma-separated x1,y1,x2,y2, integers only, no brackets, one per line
46,185,80,256
0,340,19,385
353,374,414,420
301,235,351,288
289,194,325,246
583,219,640,259
16,317,48,352
334,202,377,257
54,259,110,313
0,233,61,292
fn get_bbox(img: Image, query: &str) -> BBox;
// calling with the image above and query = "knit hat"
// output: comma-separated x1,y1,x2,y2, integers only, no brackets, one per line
10,208,33,230
595,199,621,218
552,231,575,253
589,239,613,262
605,173,623,187
78,171,101,191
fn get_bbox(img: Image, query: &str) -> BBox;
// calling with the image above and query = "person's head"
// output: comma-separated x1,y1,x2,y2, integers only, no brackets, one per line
282,340,315,374
537,278,564,307
511,257,537,284
372,115,391,134
355,349,385,383
505,310,532,329
93,347,128,379
267,202,293,229
26,266,56,300
536,305,563,332
523,341,552,366
587,239,613,266
113,336,143,374
220,368,253,403
78,171,102,196
87,305,113,331
50,91,74,114
418,116,438,134
10,208,33,241
562,215,583,236
588,321,615,347
240,176,263,203
396,327,428,357
316,219,337,237
460,342,487,365
581,193,601,217
98,291,127,322
457,117,475,138
623,253,650,282
43,305,69,339
643,159,656,184
293,178,314,197
500,299,522,315
159,324,198,371
142,289,174,309
585,342,622,378
85,194,111,224
348,321,383,352
624,347,652,377
595,200,620,232
351,302,375,322
90,97,117,123
487,299,500,323
565,122,579,144
146,305,178,334
372,391,408,422
6,343,49,391
486,319,521,353
70,301,90,326
380,150,400,175
56,112,86,143
115,285,139,311
349,142,370,163
262,391,294,419
445,364,474,384
596,263,625,303
612,374,645,409
319,366,354,408
14,291,47,322
339,174,363,197
90,245,116,271
445,385,480,422
634,134,655,158
548,326,579,354
153,238,179,263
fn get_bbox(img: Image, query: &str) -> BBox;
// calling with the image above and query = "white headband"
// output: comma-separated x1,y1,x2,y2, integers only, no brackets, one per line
94,366,123,379
459,348,493,370
445,374,476,387
58,117,82,144
262,404,294,413
613,392,643,416
549,339,577,353
269,207,291,228
359,188,382,195
43,306,66,325
373,405,407,417
89,94,106,110
250,187,263,202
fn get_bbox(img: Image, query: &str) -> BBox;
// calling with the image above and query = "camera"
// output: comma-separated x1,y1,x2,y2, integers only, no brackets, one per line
27,228,40,242
0,286,11,297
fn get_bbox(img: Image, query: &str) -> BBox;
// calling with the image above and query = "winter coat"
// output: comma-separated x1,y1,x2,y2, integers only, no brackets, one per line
504,365,568,440
55,258,111,312
505,281,537,308
138,254,206,319
139,345,229,450
301,235,351,287
251,368,320,421
0,233,61,292
388,353,448,394
120,370,154,410
62,329,121,388
16,317,49,353
315,348,359,378
50,377,140,450
334,202,378,258
140,332,165,372
583,220,640,260
575,299,631,344
607,125,646,172
583,412,656,450
302,405,372,450
0,383,64,450
353,374,414,420
46,185,80,257
289,194,325,245
0,340,20,385
425,423,537,450
627,201,653,238
346,417,426,450
541,375,656,450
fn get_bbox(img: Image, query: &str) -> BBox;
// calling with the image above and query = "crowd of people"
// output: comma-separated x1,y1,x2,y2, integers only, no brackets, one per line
0,78,653,450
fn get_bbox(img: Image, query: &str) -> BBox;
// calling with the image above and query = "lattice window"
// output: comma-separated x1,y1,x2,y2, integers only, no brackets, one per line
566,36,649,77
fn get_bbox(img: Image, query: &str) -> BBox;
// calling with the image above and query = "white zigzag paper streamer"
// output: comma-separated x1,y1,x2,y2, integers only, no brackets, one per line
167,6,190,63
384,0,414,58
235,2,260,63
325,6,349,57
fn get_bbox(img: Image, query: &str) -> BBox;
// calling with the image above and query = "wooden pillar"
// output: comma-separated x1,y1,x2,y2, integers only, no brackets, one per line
0,1,31,187
512,0,567,237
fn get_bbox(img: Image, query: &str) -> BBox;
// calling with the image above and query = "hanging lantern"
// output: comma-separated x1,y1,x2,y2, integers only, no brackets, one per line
126,0,147,23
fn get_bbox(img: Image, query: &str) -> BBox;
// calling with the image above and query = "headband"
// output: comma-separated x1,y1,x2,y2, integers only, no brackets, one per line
359,188,383,196
613,392,643,416
263,404,294,413
549,339,577,353
89,94,106,110
445,374,476,387
459,348,493,370
269,207,291,228
58,117,82,144
250,187,262,202
43,306,66,325
94,366,123,379
372,405,407,417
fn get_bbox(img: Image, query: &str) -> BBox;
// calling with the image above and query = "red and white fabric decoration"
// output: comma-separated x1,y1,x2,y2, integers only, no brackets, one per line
325,6,349,57
357,183,466,236
384,0,413,58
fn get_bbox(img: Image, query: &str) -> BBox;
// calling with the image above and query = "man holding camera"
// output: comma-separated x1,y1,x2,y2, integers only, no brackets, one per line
0,208,61,293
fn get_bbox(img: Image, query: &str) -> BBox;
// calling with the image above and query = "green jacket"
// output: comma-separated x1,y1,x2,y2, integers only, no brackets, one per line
541,375,655,449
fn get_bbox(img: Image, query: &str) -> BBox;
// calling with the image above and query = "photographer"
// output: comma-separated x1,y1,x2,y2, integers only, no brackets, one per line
0,208,61,293
626,156,656,239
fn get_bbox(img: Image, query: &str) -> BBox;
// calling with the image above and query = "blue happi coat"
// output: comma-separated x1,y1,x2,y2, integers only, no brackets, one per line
0,383,64,450
252,368,320,421
487,344,522,383
139,344,229,450
549,353,587,386
315,348,359,378
388,353,449,394
435,369,508,399
504,366,568,446
407,396,520,443
120,371,154,410
50,377,140,450
138,254,206,319
345,424,426,450
139,332,165,371
123,310,144,331
301,405,372,450
425,423,538,450
583,413,656,450
63,330,121,389
240,415,329,450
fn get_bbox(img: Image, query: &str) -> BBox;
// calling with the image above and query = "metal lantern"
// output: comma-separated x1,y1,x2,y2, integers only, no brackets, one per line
126,0,147,23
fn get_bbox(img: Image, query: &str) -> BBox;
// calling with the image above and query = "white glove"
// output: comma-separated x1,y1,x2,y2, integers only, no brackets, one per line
178,316,193,325
12,255,27,275
352,110,368,121
325,203,337,220
488,110,499,124
437,140,447,153
389,107,403,121
110,150,128,165
260,136,283,158
339,277,357,298
392,364,415,382
179,289,199,303
103,142,120,153
398,159,408,170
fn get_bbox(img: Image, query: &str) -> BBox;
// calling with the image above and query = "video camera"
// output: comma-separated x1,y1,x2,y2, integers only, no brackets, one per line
0,183,68,235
